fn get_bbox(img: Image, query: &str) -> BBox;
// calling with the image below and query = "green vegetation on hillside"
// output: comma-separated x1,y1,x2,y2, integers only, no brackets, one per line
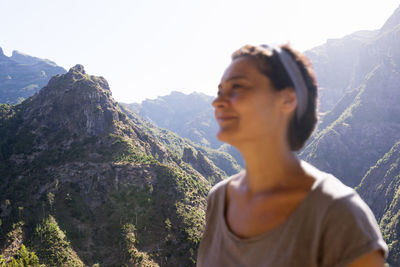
0,65,214,266
32,215,84,266
357,142,400,265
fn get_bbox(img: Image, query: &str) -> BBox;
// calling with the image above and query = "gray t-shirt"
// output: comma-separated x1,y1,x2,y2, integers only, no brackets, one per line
197,162,388,267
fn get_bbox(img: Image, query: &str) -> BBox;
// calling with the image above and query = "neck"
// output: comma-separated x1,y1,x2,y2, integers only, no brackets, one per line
235,136,303,194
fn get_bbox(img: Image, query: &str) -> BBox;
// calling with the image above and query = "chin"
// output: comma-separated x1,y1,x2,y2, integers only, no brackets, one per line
216,129,238,145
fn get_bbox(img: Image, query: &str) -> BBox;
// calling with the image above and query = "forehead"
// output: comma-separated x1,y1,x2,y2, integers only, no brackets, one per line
221,56,265,82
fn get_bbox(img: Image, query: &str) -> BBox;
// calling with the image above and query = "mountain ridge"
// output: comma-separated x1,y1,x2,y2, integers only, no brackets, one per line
125,91,222,149
0,46,66,104
0,64,222,266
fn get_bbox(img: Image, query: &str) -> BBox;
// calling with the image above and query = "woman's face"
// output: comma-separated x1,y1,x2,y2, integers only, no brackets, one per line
213,56,292,146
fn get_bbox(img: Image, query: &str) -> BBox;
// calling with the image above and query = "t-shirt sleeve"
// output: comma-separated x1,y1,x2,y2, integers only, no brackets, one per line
205,188,216,222
319,193,388,267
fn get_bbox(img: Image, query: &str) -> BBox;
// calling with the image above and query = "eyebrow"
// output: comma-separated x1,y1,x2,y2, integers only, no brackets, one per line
227,75,249,82
218,75,250,89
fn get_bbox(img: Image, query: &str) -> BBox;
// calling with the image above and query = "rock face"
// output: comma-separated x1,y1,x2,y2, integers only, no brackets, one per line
301,60,400,187
0,47,6,59
304,4,400,115
300,5,400,188
299,6,400,265
356,142,400,265
119,103,241,179
124,91,245,167
0,65,227,266
22,65,117,137
125,91,223,149
305,30,378,113
182,147,223,184
0,48,66,104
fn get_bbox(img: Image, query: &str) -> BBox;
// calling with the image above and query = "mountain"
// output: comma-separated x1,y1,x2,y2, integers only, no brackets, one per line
118,104,241,182
304,5,400,116
0,47,66,104
300,5,400,188
2,4,400,265
124,91,222,149
304,30,378,113
300,59,400,187
0,65,231,266
356,142,400,266
124,92,246,167
299,6,400,265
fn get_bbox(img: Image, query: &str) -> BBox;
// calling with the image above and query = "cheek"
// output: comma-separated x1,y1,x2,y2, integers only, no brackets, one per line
236,95,269,117
239,100,278,128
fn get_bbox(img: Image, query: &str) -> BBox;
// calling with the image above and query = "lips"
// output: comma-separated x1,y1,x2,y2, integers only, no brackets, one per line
216,115,237,123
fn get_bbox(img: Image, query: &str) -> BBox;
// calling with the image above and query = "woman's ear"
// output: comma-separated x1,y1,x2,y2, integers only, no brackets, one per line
279,87,297,115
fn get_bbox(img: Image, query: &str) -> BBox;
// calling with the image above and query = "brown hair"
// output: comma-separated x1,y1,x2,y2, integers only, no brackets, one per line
232,44,318,151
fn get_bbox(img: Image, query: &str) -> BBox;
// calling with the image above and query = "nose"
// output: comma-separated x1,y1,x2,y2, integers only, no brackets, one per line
212,94,229,109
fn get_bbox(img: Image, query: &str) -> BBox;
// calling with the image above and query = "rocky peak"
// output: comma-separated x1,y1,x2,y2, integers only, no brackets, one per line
20,64,119,138
69,64,86,74
380,4,400,33
0,47,9,60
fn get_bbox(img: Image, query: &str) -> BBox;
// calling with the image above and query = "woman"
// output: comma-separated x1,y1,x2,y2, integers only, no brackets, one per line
196,45,388,267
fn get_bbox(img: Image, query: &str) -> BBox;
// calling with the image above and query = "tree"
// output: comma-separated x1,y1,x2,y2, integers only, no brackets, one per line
2,244,44,267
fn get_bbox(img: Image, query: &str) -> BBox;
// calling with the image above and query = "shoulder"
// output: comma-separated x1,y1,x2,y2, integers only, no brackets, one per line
207,170,244,200
205,171,244,215
301,161,388,265
203,171,244,222
302,160,359,206
302,161,382,232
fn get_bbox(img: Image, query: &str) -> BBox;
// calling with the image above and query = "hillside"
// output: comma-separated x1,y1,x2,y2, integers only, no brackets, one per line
356,142,400,265
298,6,400,265
0,47,66,104
300,5,400,188
300,59,400,187
1,4,400,266
0,65,226,266
124,92,245,167
118,104,241,181
124,91,222,149
304,30,378,113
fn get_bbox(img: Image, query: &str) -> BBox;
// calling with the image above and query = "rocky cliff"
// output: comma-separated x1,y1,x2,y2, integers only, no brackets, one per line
0,65,222,266
356,142,400,265
125,91,222,149
124,92,245,167
299,6,400,265
300,5,400,189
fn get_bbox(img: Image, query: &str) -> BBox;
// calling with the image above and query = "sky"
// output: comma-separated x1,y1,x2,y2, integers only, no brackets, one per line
0,0,399,103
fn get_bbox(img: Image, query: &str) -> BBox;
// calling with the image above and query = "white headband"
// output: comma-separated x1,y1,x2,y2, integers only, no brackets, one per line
260,45,308,120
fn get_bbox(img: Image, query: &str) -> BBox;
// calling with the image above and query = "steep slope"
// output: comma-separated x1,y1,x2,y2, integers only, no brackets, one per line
125,91,222,149
356,142,400,266
305,30,378,113
300,5,400,187
380,4,400,33
119,104,241,179
304,4,400,115
0,65,214,266
301,59,400,187
124,92,245,168
0,48,66,104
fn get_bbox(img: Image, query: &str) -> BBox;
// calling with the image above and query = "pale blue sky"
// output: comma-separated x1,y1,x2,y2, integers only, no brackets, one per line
0,0,399,103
